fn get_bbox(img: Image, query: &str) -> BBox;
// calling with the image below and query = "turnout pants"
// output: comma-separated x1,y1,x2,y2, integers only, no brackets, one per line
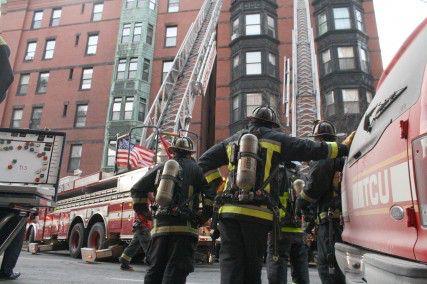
266,232,309,284
218,217,270,284
317,220,345,284
144,234,197,284
0,209,25,276
120,226,151,264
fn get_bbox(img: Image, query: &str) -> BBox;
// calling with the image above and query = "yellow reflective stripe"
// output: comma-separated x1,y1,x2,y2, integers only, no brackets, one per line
205,169,222,183
281,227,303,233
326,142,338,159
259,140,281,192
151,225,198,235
319,210,341,220
219,204,273,221
120,253,132,262
300,191,316,203
132,197,147,204
279,192,289,219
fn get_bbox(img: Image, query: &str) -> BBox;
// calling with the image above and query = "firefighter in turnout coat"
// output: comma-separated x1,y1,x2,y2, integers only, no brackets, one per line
131,137,214,284
198,106,355,284
296,121,346,284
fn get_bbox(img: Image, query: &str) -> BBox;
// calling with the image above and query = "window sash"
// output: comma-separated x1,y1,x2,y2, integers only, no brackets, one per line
69,145,82,171
81,68,93,89
149,0,156,10
37,73,49,93
121,24,131,43
138,100,146,121
246,93,262,117
232,18,240,40
124,97,134,120
87,35,98,54
162,61,173,81
30,107,43,129
75,105,88,127
126,0,135,8
44,40,55,59
25,42,37,61
133,23,143,43
18,75,30,95
146,24,154,44
246,52,262,75
11,109,23,128
245,14,261,35
128,59,138,79
107,141,117,166
168,0,179,12
93,3,103,21
232,96,241,122
33,11,43,29
165,27,177,47
117,60,126,80
51,9,61,26
267,16,275,38
142,59,150,81
355,10,364,31
333,8,351,29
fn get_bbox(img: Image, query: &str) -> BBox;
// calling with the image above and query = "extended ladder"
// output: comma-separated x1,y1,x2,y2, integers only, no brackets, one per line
142,0,223,143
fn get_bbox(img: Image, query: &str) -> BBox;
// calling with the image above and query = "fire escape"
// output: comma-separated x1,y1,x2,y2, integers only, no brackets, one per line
291,0,321,137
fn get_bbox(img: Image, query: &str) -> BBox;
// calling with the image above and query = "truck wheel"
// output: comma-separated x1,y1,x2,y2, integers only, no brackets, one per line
69,223,85,258
87,222,106,250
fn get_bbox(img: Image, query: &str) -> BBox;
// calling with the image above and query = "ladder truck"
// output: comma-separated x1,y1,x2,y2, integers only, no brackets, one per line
25,0,223,263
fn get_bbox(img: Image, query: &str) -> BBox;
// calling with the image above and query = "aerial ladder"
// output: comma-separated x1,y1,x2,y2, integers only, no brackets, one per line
141,0,223,144
291,0,321,137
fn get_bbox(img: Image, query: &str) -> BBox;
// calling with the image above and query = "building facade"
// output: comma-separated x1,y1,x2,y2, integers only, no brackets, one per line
0,0,121,176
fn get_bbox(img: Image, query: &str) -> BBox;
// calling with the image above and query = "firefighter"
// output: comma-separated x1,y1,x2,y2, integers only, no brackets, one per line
198,106,355,284
266,166,309,284
0,35,14,102
296,121,346,284
0,209,25,280
118,202,152,271
130,137,214,284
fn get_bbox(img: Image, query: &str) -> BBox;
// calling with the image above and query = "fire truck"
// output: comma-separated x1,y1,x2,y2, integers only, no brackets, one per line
336,18,427,283
25,0,223,262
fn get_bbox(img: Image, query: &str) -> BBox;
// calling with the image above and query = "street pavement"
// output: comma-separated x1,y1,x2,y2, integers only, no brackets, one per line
2,251,322,283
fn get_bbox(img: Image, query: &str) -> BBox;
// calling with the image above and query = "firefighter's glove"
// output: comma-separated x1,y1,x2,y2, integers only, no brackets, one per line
342,131,356,150
210,229,220,240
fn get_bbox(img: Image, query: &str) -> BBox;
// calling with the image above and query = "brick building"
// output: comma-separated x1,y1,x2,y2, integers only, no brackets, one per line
0,0,121,176
1,0,382,177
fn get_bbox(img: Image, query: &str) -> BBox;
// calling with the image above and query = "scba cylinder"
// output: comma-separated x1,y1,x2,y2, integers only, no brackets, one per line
236,133,258,191
156,159,180,207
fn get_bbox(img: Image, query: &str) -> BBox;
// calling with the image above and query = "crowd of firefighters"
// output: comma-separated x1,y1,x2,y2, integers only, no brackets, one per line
1,34,355,283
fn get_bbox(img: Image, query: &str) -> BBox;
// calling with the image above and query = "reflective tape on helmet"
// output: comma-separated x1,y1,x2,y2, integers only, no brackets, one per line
281,227,303,233
219,204,273,221
205,169,222,183
0,36,6,46
132,197,147,204
300,191,316,203
326,142,339,159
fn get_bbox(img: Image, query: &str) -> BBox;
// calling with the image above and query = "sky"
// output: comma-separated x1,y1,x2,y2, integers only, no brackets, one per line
373,0,427,68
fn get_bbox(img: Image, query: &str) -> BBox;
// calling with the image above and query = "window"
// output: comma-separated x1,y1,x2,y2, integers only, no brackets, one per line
25,41,37,61
68,68,74,80
50,8,62,27
68,145,82,172
124,97,134,120
125,0,135,8
268,53,276,77
112,97,122,120
80,68,93,90
162,60,173,82
168,0,179,12
43,39,55,59
86,34,98,55
246,51,262,75
133,22,142,43
245,14,261,35
116,59,126,80
142,59,150,81
333,7,351,30
232,96,241,123
138,99,146,121
318,12,328,35
231,18,240,40
128,58,138,79
17,74,30,96
10,108,23,128
29,106,43,129
359,47,369,72
165,26,177,47
337,47,355,70
37,72,49,93
149,0,156,10
322,49,332,74
75,104,88,127
342,89,360,113
75,34,80,46
366,91,373,104
246,93,262,117
146,24,154,45
233,54,239,69
267,16,276,38
63,103,68,116
121,23,131,44
325,91,335,115
107,140,117,166
355,9,364,31
137,0,143,8
92,3,103,21
32,11,43,29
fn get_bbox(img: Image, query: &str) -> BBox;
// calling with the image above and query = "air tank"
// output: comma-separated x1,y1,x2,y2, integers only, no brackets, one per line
236,133,258,191
155,159,180,207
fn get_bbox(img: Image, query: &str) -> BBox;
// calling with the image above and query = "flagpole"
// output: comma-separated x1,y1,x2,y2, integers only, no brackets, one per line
114,133,119,173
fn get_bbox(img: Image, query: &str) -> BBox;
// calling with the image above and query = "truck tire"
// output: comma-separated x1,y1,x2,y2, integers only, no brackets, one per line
87,222,106,250
69,223,85,258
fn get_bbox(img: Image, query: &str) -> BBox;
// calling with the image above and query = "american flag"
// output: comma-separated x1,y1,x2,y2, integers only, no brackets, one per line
116,137,155,169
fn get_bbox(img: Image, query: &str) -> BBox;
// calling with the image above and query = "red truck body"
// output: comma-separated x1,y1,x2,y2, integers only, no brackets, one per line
336,18,427,283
